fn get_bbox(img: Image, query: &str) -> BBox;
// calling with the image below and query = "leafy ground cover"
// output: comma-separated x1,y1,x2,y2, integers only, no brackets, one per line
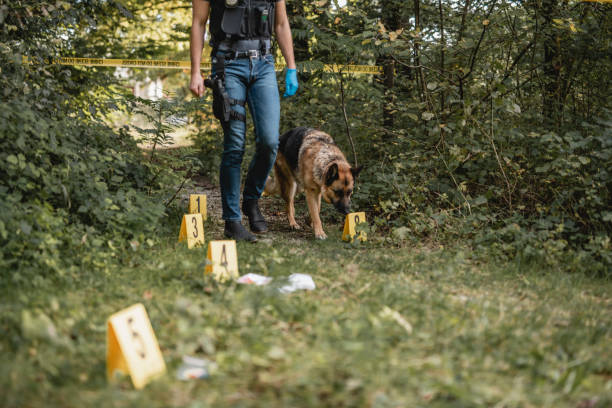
1,192,610,408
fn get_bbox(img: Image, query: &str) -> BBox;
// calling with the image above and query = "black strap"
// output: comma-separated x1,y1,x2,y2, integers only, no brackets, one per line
230,98,245,107
230,110,246,122
213,54,225,79
229,98,246,122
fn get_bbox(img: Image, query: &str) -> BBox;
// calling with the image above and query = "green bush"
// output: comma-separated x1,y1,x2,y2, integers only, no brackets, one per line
0,2,182,282
0,95,171,281
357,112,612,273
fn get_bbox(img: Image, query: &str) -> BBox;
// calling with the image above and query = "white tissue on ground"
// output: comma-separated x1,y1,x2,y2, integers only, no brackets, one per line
237,273,273,285
236,273,316,293
278,273,316,293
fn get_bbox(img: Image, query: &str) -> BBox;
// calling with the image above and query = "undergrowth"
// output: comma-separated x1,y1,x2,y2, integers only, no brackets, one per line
0,214,610,407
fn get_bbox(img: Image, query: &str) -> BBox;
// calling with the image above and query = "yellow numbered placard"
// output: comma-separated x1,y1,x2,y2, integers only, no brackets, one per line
205,240,239,282
106,303,166,389
342,212,367,242
178,214,205,248
188,194,207,220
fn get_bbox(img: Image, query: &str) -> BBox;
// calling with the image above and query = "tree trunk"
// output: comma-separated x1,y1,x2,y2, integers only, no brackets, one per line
380,0,401,131
382,60,395,130
540,0,561,123
414,0,426,104
438,0,445,113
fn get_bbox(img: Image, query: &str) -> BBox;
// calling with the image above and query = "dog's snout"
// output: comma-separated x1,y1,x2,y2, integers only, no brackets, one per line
335,201,351,215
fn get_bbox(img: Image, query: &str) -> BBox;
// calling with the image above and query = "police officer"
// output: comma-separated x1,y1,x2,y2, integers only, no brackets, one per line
190,0,298,242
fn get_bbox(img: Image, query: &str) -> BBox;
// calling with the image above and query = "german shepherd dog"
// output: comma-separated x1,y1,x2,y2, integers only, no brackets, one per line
265,127,362,239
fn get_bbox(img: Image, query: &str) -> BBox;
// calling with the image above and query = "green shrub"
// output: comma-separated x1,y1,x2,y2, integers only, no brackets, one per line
0,95,174,281
0,3,183,281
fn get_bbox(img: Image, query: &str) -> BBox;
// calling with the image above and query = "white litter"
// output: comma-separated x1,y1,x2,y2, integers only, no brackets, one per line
278,273,316,293
176,355,212,380
236,273,316,294
237,273,273,286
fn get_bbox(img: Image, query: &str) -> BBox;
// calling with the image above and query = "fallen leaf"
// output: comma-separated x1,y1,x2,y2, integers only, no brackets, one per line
380,306,413,334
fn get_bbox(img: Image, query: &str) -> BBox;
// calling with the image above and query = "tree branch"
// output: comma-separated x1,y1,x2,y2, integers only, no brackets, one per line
460,0,498,82
457,0,472,45
338,70,358,167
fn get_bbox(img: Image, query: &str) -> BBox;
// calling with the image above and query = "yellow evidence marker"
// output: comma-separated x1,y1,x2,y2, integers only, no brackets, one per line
206,240,239,282
106,303,166,389
178,214,205,248
343,212,367,242
188,194,207,220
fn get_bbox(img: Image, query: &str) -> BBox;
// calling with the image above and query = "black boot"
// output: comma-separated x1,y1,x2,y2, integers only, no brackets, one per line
224,221,257,242
242,199,268,234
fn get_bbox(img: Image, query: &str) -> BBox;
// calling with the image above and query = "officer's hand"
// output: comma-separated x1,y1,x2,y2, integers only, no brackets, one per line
190,74,206,97
283,68,298,97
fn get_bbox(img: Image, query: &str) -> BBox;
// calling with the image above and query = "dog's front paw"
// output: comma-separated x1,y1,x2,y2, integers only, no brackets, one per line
315,232,327,240
289,223,301,230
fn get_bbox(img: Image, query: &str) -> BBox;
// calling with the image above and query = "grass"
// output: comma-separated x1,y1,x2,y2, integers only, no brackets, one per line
1,199,611,408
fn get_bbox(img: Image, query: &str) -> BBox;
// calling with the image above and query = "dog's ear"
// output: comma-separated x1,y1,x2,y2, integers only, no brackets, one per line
325,163,339,186
350,165,364,179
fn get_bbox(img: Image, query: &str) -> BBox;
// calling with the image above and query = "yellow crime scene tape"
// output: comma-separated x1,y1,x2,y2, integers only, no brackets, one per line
35,57,382,75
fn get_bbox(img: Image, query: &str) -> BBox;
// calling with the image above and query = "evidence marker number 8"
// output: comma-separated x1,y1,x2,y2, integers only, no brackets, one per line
343,211,367,242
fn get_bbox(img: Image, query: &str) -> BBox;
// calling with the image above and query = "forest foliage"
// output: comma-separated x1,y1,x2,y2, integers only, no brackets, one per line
0,0,610,279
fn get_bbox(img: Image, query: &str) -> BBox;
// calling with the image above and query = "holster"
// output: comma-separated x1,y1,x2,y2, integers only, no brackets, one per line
204,55,246,124
206,76,231,122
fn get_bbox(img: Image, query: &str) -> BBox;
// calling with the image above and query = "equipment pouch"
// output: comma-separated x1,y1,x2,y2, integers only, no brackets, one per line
221,6,246,36
253,4,274,37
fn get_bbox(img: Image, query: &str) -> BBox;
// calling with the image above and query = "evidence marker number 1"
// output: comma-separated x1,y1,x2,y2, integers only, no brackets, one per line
188,194,207,220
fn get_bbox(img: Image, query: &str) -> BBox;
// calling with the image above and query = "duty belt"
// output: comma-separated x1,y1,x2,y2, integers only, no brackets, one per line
217,38,271,51
216,39,272,60
224,48,270,60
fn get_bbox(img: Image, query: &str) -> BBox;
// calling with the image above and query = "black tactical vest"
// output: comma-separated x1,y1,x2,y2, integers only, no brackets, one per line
209,0,277,47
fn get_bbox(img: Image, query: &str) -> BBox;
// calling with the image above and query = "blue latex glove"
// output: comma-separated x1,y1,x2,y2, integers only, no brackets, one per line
283,68,298,97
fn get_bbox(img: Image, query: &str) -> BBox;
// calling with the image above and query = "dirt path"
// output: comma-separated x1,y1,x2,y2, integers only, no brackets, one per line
182,174,319,241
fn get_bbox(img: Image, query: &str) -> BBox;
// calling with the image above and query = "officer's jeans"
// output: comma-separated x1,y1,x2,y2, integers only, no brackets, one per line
214,53,280,221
